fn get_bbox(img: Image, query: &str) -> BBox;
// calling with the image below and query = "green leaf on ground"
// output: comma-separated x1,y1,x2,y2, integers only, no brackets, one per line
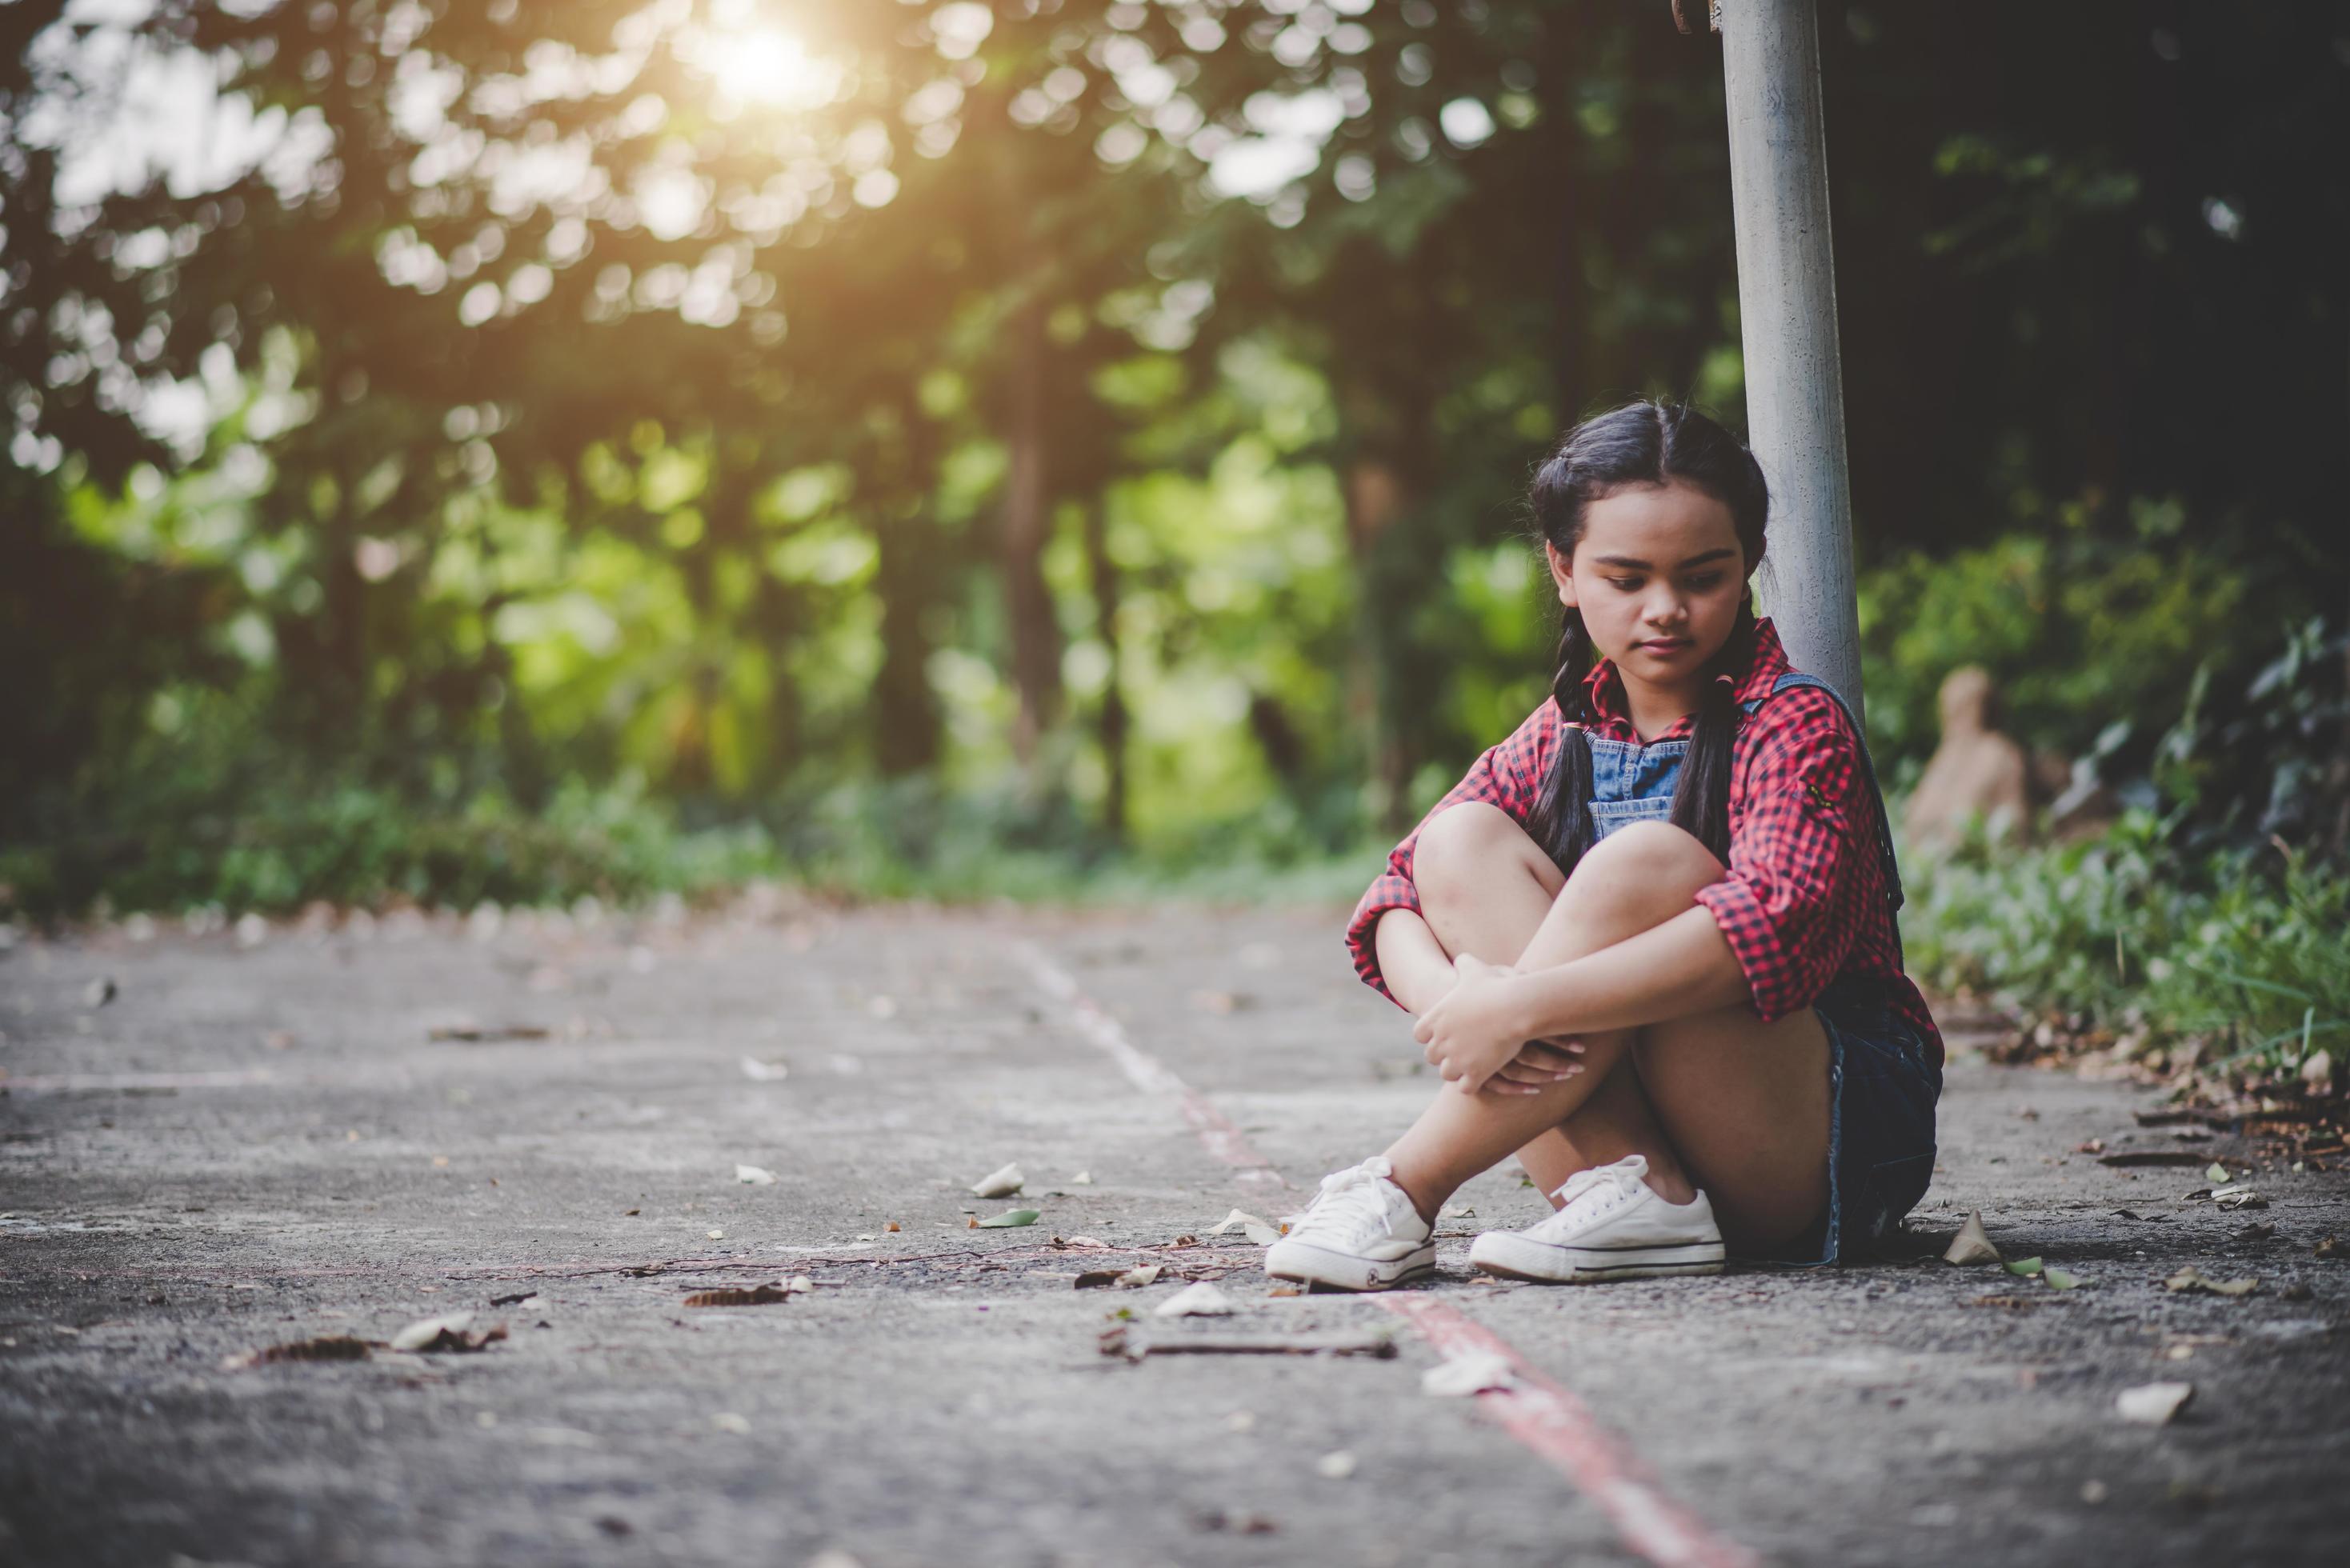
2204,1162,2231,1184
2044,1267,2084,1290
2003,1257,2044,1277
975,1208,1040,1229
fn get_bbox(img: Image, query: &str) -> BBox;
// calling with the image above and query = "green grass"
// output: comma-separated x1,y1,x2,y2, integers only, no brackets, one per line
1902,811,2349,1088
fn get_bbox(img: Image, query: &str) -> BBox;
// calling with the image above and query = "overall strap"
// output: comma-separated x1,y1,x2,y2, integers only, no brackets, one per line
1751,671,1907,915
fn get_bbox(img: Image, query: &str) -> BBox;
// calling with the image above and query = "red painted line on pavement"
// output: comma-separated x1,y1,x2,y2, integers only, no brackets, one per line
1012,941,1291,1190
1379,1295,1759,1568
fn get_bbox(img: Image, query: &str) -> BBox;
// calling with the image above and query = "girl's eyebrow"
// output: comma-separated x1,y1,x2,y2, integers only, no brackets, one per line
1590,547,1738,570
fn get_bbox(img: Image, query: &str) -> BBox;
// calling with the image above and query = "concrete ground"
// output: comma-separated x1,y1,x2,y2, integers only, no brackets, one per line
2,897,2345,1568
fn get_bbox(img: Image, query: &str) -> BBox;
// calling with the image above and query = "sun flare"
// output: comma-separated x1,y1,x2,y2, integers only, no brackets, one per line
700,27,834,111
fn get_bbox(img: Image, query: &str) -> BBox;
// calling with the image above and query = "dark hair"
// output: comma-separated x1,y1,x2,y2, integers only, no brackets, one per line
1524,400,1769,876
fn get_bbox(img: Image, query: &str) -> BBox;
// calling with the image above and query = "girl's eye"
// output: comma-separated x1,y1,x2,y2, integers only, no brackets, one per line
1605,578,1642,592
1685,574,1724,590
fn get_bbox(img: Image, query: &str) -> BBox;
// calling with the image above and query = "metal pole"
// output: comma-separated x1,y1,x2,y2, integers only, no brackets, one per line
1716,0,1864,713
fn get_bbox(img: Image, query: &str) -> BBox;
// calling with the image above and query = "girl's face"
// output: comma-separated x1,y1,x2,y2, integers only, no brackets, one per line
1547,479,1749,690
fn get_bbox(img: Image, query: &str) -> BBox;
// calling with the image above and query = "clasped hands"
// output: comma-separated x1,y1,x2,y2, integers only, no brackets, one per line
1410,952,1586,1098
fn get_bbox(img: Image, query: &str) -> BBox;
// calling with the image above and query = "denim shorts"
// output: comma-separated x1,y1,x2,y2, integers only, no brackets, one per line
1736,974,1941,1267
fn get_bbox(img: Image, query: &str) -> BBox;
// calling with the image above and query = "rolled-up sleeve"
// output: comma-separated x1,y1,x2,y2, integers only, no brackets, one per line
1691,722,1872,1023
1344,704,1555,1008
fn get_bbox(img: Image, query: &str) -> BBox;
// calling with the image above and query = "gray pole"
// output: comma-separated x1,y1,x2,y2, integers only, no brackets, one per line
1716,0,1864,713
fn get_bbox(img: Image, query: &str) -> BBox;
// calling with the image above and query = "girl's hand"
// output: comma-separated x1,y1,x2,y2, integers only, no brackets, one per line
1411,954,1535,1096
1484,1036,1587,1098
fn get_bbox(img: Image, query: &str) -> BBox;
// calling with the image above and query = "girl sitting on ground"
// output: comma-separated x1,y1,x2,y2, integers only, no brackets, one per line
1265,400,1942,1290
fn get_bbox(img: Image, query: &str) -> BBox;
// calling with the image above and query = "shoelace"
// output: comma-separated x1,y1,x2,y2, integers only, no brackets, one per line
1282,1162,1395,1245
1528,1162,1645,1235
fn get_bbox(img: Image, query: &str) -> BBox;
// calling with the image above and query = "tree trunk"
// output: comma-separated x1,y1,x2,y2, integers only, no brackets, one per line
1082,498,1127,840
1000,301,1063,766
873,400,944,778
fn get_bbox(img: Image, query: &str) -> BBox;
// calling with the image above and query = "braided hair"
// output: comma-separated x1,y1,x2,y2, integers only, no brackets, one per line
1523,402,1770,877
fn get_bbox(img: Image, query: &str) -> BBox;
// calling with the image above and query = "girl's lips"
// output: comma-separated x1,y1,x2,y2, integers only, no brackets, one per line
1637,638,1693,655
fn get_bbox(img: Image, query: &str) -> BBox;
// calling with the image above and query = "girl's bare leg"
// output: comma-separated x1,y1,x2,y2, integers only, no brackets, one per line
1380,814,1832,1250
1401,802,1684,1202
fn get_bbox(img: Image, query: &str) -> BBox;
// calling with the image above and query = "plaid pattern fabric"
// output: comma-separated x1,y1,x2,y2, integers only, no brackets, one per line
1344,617,1943,1066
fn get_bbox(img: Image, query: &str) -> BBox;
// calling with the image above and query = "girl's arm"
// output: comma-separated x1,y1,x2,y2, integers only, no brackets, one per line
1370,908,1461,1015
1495,905,1751,1042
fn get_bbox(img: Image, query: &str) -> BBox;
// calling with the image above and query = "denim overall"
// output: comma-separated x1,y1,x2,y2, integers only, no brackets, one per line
1583,671,1940,1265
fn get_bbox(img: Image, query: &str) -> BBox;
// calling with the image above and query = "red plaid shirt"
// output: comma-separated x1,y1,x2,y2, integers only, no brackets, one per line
1345,617,1942,1066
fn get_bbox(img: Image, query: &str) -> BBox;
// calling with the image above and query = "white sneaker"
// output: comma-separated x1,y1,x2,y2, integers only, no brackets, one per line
1263,1155,1436,1292
1467,1154,1725,1283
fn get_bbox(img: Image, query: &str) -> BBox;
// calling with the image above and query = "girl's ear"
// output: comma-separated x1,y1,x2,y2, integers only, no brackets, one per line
1545,540,1579,608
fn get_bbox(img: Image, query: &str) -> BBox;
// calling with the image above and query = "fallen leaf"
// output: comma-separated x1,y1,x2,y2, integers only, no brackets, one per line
707,1230,725,1240
1074,1270,1121,1290
975,1208,1040,1229
2002,1257,2044,1278
2115,1382,2193,1426
1071,1171,1094,1185
390,1313,508,1354
884,1221,900,1232
2316,1235,2343,1259
1154,1281,1239,1318
1422,1351,1518,1398
1210,1209,1282,1246
739,1056,790,1082
711,1411,752,1434
735,1165,777,1186
683,1284,798,1307
222,1334,372,1370
2072,1138,2107,1155
1942,1211,2002,1266
2204,1162,2231,1184
2044,1268,2084,1291
2165,1266,2259,1298
1315,1450,1359,1480
1049,1234,1113,1250
970,1162,1025,1198
1116,1263,1164,1289
2212,1186,2268,1212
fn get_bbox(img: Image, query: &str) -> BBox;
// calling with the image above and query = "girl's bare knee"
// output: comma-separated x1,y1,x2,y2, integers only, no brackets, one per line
1414,801,1540,894
1565,820,1720,890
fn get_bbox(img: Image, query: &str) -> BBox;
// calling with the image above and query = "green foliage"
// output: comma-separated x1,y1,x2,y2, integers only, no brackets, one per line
1904,813,2350,1082
6,3,2345,924
1858,526,2253,775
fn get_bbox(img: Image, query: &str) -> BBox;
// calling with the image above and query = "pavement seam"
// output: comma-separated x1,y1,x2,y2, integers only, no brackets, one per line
1011,938,1291,1190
